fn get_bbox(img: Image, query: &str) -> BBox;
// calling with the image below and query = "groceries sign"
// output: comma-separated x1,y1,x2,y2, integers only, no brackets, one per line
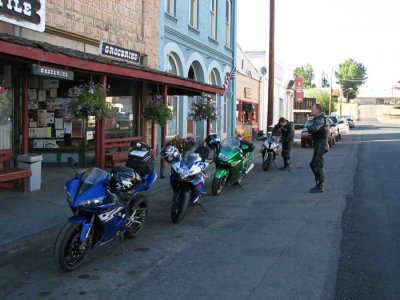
295,77,304,102
100,42,141,64
0,0,46,32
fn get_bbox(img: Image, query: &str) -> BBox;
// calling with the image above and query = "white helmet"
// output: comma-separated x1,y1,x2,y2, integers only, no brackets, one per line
161,145,180,163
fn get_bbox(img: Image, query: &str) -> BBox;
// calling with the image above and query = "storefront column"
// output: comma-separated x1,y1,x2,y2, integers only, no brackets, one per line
22,69,29,154
95,75,107,169
160,85,168,178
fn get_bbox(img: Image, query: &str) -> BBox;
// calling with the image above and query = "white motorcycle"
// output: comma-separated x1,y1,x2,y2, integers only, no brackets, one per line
261,133,282,171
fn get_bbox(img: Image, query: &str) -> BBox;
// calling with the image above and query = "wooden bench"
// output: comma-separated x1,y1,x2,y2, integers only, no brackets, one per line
0,149,32,192
105,137,143,169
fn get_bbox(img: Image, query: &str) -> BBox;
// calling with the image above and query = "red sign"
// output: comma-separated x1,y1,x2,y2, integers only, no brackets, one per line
295,77,304,102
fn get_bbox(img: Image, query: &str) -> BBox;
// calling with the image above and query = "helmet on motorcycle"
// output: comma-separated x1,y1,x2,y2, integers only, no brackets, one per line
205,134,221,150
161,145,180,164
108,166,143,192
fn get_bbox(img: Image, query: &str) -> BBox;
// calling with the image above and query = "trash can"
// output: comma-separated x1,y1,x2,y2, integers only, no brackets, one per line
17,154,43,192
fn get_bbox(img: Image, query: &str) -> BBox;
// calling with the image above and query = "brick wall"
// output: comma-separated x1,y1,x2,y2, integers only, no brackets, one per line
46,0,159,68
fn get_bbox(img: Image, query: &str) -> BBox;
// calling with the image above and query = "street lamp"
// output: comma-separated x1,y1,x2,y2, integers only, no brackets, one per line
340,88,353,116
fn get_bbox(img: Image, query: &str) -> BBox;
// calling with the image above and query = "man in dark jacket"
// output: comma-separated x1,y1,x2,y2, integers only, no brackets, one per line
272,117,294,171
306,104,329,193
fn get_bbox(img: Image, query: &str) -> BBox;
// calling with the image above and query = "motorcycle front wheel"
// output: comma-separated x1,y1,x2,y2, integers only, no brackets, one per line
171,189,190,224
53,223,91,272
212,176,226,196
125,194,148,238
262,153,272,171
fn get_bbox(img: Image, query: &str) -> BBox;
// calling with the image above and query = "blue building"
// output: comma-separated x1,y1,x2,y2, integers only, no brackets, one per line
159,0,237,143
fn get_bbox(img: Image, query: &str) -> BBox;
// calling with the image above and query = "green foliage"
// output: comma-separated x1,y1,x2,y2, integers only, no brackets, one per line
321,71,330,88
188,98,217,121
67,82,112,119
306,88,336,114
293,64,316,88
335,59,367,101
142,100,173,126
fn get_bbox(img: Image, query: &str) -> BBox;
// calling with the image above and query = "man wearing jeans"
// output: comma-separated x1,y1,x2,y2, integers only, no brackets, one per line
307,104,329,193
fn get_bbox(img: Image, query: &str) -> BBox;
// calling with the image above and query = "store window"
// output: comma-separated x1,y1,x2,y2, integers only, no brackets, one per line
0,65,12,150
166,0,176,16
226,0,232,47
210,0,217,39
189,0,199,29
105,77,139,139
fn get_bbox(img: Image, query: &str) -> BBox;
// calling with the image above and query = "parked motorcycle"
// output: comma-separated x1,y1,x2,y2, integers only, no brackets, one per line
210,138,255,196
261,133,281,171
54,143,157,271
161,145,209,224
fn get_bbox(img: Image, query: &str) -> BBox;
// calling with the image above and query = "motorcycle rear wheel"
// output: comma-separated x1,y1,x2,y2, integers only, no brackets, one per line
171,189,190,224
53,223,91,272
262,153,272,171
212,176,226,196
125,194,148,238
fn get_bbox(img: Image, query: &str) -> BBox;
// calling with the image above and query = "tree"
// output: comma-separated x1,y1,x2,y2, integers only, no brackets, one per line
335,59,367,101
293,64,316,88
321,71,330,88
306,88,336,114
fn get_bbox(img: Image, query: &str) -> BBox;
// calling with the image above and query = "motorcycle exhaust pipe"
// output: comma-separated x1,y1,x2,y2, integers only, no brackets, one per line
244,163,255,175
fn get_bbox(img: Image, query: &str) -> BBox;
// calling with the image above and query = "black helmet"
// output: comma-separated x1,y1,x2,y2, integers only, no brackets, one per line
108,166,143,192
205,134,220,150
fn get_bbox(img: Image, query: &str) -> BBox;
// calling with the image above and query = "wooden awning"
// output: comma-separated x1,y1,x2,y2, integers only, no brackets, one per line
0,34,225,96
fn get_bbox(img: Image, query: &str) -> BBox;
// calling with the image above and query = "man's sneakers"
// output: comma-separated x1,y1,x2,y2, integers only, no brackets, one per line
309,183,324,193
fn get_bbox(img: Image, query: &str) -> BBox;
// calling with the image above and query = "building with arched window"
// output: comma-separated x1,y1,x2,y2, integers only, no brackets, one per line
159,0,236,143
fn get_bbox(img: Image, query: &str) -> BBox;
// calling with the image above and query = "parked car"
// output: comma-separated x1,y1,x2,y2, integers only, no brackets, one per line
301,118,336,148
328,116,349,140
342,115,355,128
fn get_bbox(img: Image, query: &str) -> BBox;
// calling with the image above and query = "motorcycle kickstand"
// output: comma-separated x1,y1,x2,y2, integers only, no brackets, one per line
119,232,125,255
195,202,208,213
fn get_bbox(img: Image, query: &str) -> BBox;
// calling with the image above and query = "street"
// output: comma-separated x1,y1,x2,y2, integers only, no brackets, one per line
0,120,399,300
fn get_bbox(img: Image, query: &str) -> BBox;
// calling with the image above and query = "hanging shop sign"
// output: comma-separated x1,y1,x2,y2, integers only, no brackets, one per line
0,0,46,32
244,87,252,99
295,77,304,102
100,42,141,64
31,64,74,80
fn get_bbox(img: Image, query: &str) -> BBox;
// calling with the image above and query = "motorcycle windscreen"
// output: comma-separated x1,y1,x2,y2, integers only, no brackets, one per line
181,152,201,165
220,138,240,152
77,167,109,197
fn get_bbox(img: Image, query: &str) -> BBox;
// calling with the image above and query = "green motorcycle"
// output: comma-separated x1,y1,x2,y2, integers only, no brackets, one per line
211,138,255,196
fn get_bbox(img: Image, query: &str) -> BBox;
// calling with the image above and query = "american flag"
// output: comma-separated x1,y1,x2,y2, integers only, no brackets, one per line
223,67,237,91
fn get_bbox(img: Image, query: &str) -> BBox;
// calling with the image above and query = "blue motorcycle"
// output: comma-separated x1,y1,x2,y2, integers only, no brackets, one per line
54,142,157,271
161,145,209,223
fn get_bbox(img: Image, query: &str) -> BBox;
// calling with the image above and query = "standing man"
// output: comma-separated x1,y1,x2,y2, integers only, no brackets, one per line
306,104,329,193
272,117,294,171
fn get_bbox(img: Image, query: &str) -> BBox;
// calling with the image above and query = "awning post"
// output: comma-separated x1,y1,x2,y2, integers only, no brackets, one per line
160,85,168,178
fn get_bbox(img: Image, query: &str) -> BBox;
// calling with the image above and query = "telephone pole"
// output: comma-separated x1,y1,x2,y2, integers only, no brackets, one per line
267,0,275,128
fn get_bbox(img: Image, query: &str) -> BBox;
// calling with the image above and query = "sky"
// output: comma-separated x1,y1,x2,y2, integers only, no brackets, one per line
237,0,400,96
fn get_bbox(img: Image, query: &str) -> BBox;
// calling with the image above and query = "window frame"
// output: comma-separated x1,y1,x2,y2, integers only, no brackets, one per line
166,0,176,17
189,0,199,30
210,0,217,40
225,0,232,48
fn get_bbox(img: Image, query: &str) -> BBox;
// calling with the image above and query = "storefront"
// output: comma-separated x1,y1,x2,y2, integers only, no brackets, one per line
0,34,224,169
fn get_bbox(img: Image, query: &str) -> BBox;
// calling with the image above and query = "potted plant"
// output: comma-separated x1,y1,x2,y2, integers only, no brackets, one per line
188,97,217,121
167,135,196,153
65,82,112,119
142,96,173,126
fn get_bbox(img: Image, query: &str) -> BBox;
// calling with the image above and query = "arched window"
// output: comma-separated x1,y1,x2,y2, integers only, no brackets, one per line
166,53,179,76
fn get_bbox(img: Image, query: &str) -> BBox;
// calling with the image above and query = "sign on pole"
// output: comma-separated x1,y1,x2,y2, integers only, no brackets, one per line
295,77,304,102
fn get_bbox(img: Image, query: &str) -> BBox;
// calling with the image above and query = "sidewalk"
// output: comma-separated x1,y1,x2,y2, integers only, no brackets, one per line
0,136,300,251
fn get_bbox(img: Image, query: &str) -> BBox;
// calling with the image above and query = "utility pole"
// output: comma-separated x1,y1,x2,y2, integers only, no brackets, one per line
267,0,275,129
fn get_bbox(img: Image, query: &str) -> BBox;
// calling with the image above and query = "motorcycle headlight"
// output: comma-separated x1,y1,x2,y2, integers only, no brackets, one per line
218,153,229,160
77,197,105,208
178,168,191,180
65,186,73,206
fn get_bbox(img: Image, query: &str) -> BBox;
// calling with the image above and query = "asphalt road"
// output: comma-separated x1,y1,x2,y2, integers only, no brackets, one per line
335,120,400,299
0,119,398,300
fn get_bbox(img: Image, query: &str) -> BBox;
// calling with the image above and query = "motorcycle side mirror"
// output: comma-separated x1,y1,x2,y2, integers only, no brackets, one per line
68,157,77,167
67,157,79,177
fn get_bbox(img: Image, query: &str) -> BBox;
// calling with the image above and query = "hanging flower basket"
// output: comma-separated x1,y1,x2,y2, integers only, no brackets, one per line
142,97,173,126
188,98,217,121
65,82,112,119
